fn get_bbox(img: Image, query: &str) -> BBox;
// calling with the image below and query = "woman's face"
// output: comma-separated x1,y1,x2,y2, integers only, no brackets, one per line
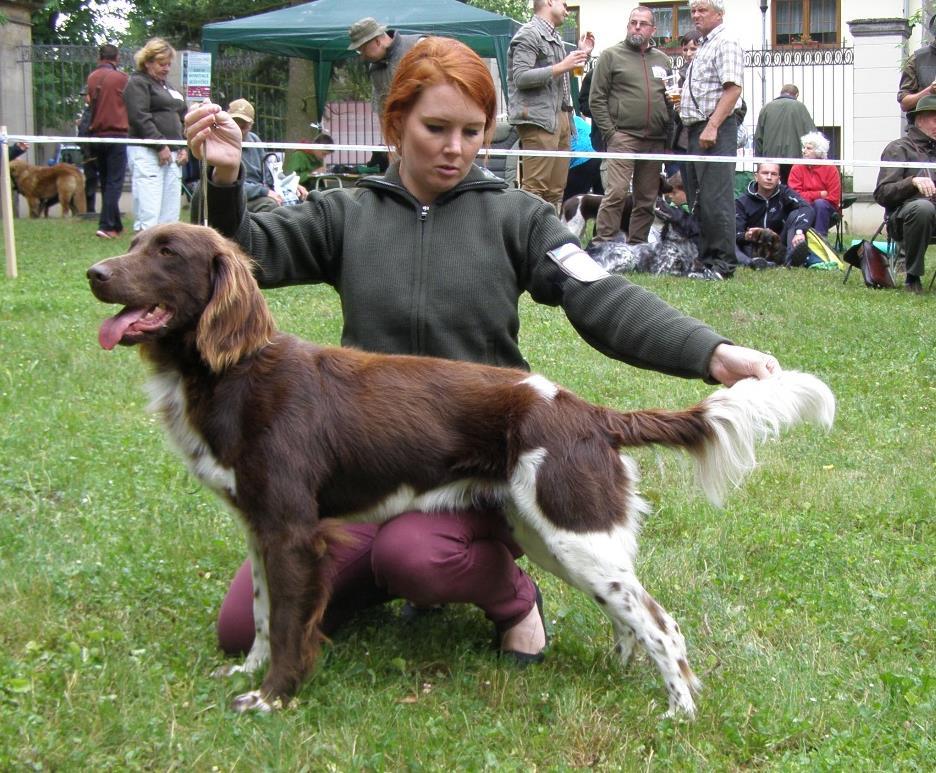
144,55,172,82
802,142,820,159
397,82,486,204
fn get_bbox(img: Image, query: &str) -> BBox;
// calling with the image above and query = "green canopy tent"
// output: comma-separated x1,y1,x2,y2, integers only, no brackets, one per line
201,0,521,121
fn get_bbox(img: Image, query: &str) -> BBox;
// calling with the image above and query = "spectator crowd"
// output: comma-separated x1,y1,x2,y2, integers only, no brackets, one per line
14,2,929,292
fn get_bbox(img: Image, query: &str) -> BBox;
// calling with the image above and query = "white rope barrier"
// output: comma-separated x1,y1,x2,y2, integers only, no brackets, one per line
3,131,935,169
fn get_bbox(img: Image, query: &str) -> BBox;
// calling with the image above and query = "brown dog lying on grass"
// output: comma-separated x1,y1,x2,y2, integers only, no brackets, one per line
9,158,87,218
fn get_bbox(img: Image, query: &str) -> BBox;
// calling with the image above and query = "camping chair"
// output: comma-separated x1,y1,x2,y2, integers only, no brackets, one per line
830,192,857,252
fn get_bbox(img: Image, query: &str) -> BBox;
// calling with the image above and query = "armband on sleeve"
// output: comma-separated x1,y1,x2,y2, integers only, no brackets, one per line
546,242,610,283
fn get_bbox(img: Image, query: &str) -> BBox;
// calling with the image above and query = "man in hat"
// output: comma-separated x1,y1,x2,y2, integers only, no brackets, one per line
228,98,304,212
898,15,936,121
347,17,423,117
873,95,936,294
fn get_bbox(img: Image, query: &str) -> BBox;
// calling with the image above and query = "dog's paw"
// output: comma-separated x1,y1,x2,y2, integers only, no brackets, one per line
231,690,283,713
213,663,245,678
663,694,697,720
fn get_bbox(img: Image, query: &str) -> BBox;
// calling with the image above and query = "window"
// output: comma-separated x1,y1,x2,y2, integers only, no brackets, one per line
774,0,839,45
647,2,695,47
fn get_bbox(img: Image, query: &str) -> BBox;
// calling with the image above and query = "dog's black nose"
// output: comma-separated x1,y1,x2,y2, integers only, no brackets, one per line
87,264,111,284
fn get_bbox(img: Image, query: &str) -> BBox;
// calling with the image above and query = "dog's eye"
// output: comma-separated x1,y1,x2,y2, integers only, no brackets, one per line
159,247,176,258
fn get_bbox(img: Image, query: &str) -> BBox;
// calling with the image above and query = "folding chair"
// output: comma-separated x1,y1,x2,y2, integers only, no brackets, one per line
831,193,857,252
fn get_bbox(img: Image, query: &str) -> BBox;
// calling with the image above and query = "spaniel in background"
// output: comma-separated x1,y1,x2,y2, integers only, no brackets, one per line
88,224,835,717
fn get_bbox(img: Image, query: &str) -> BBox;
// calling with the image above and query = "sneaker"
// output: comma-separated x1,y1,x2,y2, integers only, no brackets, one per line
95,230,120,239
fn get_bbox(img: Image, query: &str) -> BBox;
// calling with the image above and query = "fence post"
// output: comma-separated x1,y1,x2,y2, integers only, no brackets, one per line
1,127,18,278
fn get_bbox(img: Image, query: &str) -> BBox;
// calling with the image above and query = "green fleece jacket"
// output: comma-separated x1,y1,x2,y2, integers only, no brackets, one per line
205,162,728,379
588,42,673,142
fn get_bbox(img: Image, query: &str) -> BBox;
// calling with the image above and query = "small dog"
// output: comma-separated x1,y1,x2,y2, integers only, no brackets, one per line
9,158,87,218
88,224,835,717
745,227,786,263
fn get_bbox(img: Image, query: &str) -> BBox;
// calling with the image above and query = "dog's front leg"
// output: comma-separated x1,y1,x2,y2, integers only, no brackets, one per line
231,525,335,713
214,538,270,679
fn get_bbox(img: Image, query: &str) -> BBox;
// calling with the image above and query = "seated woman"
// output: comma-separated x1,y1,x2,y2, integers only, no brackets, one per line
788,131,841,237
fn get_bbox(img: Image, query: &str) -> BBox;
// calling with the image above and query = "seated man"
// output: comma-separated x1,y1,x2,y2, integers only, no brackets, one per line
735,162,814,268
284,133,334,191
229,98,306,212
873,95,936,294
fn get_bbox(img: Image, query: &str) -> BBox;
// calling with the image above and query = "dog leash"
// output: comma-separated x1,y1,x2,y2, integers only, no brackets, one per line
199,149,208,227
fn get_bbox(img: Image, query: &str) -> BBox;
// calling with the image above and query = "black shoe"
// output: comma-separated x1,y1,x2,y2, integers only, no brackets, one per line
788,241,811,267
749,257,777,270
499,583,547,666
905,280,923,295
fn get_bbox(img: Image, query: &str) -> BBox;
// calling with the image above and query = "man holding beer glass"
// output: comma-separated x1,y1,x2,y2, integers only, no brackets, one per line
507,0,594,212
588,6,673,244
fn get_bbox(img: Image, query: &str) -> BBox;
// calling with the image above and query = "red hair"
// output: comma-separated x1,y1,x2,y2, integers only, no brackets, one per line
382,37,497,151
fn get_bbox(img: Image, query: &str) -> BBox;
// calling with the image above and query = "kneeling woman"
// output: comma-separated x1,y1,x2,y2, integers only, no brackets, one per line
185,37,783,663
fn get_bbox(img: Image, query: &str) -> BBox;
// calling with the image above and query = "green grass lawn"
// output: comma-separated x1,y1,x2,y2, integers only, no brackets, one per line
1,217,933,770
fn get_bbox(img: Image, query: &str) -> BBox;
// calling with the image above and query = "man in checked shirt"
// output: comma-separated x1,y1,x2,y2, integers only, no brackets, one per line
679,0,744,272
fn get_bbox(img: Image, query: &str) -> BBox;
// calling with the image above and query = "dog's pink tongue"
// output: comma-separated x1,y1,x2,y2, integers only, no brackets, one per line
99,307,148,350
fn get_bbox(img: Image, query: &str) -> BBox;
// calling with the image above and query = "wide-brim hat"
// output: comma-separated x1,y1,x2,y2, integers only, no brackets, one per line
347,17,386,50
909,94,936,115
228,98,255,124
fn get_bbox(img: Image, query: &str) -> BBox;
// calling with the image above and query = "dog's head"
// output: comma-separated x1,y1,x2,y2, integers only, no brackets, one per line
747,227,785,262
88,223,275,372
8,158,27,186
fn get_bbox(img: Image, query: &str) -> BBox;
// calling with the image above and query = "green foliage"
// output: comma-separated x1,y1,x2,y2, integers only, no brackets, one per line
124,0,287,49
0,217,933,768
30,0,112,45
468,0,532,23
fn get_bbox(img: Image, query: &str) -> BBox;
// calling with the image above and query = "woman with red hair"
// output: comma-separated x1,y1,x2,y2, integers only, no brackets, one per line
186,37,783,666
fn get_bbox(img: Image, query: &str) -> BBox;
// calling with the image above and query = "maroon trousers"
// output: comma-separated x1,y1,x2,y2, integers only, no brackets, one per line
217,510,538,655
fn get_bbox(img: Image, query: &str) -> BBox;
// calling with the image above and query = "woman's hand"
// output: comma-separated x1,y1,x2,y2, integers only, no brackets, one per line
184,101,242,184
709,343,781,386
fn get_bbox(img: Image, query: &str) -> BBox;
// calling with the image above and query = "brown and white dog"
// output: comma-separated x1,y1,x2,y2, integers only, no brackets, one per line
9,158,87,218
87,224,835,717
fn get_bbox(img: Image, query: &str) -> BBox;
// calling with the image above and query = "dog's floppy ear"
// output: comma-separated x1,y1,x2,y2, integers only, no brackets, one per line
196,235,276,373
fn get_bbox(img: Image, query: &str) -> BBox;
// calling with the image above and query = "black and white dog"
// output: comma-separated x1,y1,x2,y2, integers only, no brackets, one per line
585,200,725,279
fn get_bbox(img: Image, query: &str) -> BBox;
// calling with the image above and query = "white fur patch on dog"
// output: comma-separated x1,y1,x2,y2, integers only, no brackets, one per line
521,374,559,400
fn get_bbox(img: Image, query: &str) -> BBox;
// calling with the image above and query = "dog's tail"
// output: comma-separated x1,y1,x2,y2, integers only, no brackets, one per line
606,371,835,506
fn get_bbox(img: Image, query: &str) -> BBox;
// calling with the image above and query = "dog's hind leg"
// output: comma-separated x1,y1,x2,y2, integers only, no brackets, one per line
508,449,700,718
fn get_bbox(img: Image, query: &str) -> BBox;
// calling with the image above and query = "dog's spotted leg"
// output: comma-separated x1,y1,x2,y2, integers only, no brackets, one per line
609,618,638,667
565,547,700,717
214,538,270,678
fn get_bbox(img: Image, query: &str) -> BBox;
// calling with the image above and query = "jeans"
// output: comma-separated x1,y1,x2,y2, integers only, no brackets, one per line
128,145,182,231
